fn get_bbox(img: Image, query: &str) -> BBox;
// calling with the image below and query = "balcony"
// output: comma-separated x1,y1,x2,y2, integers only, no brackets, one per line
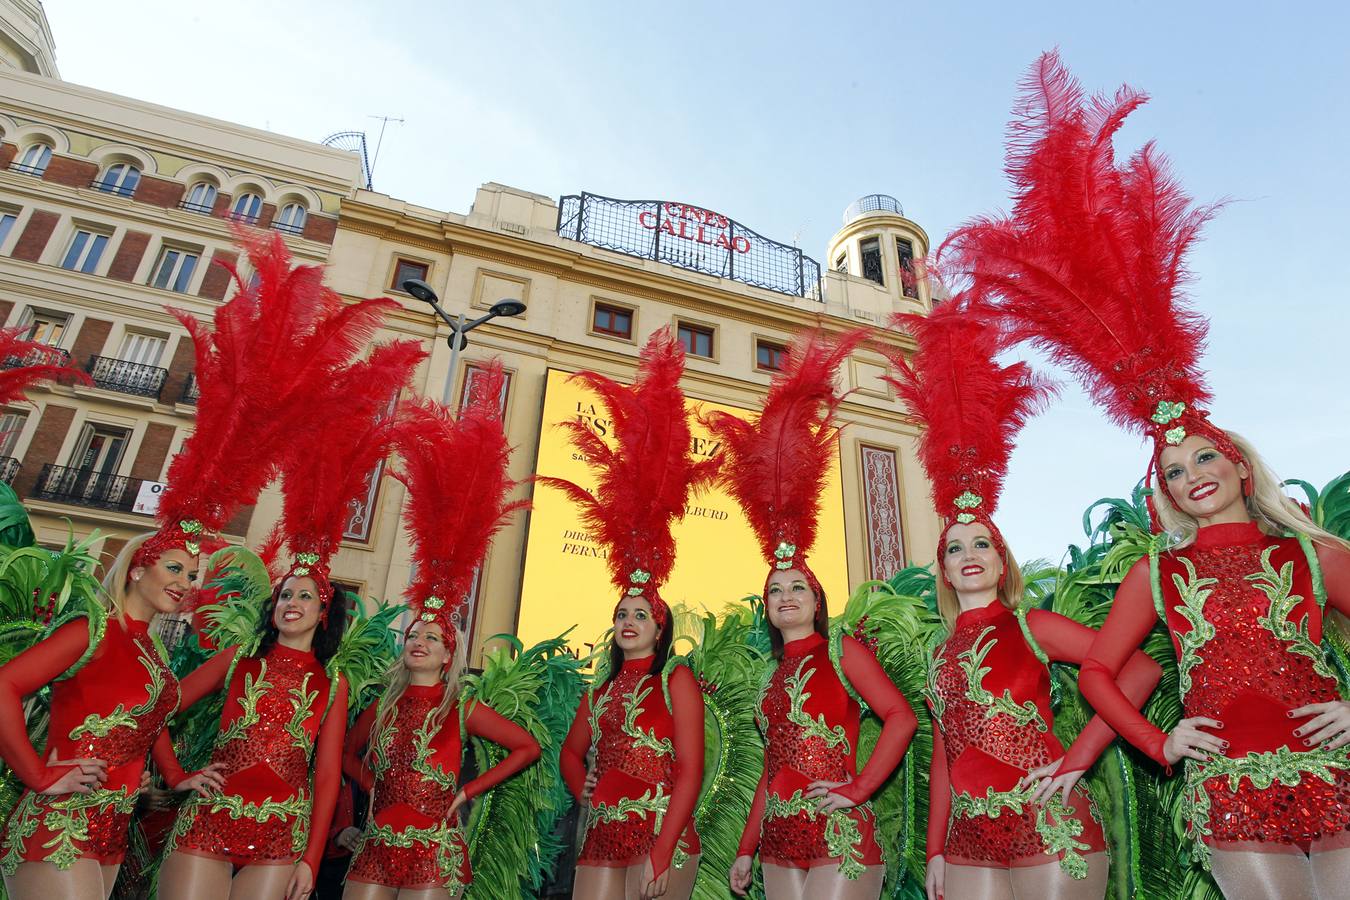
31,464,152,515
7,163,46,177
181,372,200,404
0,457,18,485
90,178,137,198
3,346,71,369
843,194,905,224
272,219,305,236
85,355,168,399
179,198,215,215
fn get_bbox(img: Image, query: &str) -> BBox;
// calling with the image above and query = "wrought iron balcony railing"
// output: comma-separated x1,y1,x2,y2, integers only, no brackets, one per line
843,194,905,224
179,199,215,215
0,457,18,485
2,346,71,369
7,163,47,177
272,220,305,236
31,463,152,515
85,355,168,399
90,178,137,197
181,372,200,404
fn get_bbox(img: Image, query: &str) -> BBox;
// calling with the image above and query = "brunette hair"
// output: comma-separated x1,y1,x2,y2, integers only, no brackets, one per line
252,576,348,665
603,597,673,687
765,568,830,659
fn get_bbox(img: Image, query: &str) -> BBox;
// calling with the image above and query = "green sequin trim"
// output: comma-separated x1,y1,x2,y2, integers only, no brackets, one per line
284,671,320,753
950,784,1092,879
763,789,871,880
0,787,137,874
1013,606,1049,666
410,707,458,792
218,666,271,746
591,783,671,833
1249,546,1338,681
783,657,851,750
356,820,466,894
924,652,947,722
1171,557,1218,700
959,626,1046,731
620,678,675,758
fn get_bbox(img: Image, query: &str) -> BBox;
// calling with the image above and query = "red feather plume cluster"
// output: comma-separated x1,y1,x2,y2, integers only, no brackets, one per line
537,328,717,625
140,228,399,566
0,326,91,405
884,294,1051,550
942,51,1220,444
393,362,525,638
704,328,862,572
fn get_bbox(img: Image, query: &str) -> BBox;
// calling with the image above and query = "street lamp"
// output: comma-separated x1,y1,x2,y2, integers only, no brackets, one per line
402,279,527,405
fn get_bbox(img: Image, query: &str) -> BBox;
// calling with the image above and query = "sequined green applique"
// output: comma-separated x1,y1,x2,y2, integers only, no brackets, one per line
1172,558,1217,699
0,787,139,872
592,784,671,833
68,650,166,741
763,788,869,880
783,658,850,750
621,678,675,757
411,706,458,792
284,672,319,753
958,626,1045,730
588,688,612,751
0,794,39,875
204,790,310,824
950,784,1090,879
218,666,272,746
356,821,466,894
925,653,947,721
1249,546,1337,681
371,714,397,777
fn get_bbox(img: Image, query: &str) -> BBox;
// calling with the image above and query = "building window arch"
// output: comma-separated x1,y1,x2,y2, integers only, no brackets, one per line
273,201,307,235
13,142,53,176
94,161,141,197
230,192,263,224
182,181,218,214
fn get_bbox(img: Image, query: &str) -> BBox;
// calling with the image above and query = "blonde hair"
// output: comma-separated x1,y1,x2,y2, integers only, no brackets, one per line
98,532,157,617
935,540,1026,635
364,623,467,768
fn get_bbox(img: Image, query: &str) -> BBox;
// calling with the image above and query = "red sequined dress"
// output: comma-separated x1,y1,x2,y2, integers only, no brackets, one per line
735,633,917,878
561,657,704,878
157,643,347,874
341,683,540,892
926,604,1158,877
0,615,180,873
1081,522,1350,864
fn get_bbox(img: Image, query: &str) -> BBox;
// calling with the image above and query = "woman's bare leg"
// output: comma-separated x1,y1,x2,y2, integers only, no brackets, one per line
99,863,119,900
228,863,296,900
800,863,885,899
1208,847,1315,900
396,888,457,900
945,862,1016,900
620,855,700,899
572,864,628,899
761,862,808,900
154,852,233,900
4,859,107,900
341,883,398,900
1009,852,1108,900
1309,843,1350,900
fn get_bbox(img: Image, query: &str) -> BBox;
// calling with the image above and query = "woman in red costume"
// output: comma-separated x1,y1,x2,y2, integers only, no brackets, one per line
552,329,713,900
341,365,541,900
713,331,918,900
947,52,1350,900
885,296,1160,900
0,230,369,900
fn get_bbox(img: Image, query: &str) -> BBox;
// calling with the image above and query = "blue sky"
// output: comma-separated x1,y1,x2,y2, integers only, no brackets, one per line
46,0,1350,564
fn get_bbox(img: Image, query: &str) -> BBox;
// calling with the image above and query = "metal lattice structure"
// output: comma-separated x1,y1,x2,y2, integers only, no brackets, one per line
321,131,373,189
557,193,822,300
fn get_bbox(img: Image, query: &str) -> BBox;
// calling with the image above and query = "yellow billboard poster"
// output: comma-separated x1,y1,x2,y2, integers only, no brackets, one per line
516,368,849,656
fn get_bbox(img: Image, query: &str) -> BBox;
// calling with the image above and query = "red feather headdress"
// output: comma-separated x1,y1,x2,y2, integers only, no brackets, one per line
884,293,1051,575
263,340,426,617
0,326,91,404
537,328,718,629
704,328,862,601
392,363,525,646
135,228,399,569
942,52,1236,522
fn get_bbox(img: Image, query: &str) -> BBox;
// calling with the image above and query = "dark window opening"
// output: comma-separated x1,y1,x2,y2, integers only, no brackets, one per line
677,323,714,359
592,303,633,339
860,238,883,286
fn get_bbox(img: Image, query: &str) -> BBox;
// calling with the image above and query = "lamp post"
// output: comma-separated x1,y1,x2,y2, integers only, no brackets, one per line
402,279,527,406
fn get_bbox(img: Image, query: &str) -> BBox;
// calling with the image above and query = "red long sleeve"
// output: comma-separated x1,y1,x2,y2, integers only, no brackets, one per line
736,766,769,858
150,645,238,788
648,665,704,878
926,721,950,860
0,620,89,791
560,693,592,803
341,703,377,793
1317,542,1350,618
835,636,918,804
1080,560,1171,766
1026,610,1162,775
460,700,541,800
301,675,348,875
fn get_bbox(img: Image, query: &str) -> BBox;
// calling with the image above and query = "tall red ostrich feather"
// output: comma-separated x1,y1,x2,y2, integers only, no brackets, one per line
537,328,718,627
0,326,91,404
393,362,525,641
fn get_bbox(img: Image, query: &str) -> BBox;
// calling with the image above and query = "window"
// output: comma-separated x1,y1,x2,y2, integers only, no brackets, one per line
68,424,130,474
834,253,847,273
390,258,430,292
149,246,200,293
94,163,140,197
60,229,110,274
274,202,307,235
116,332,167,367
230,192,263,224
0,211,17,248
756,340,786,372
896,237,918,299
19,309,69,347
860,238,884,286
677,322,714,359
13,143,52,176
183,182,217,214
591,303,632,339
0,411,28,457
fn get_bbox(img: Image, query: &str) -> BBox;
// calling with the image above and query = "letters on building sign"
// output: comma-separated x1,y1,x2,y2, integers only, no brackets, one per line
637,203,752,254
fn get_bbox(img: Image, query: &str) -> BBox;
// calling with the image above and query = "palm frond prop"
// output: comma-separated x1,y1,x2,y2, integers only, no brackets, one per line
462,632,587,898
325,599,401,714
0,483,34,551
197,545,274,656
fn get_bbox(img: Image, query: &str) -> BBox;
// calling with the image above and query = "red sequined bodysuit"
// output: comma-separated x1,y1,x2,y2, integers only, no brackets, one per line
736,633,917,878
1082,523,1350,863
561,657,704,879
926,604,1159,877
157,643,347,874
0,616,180,873
341,683,539,892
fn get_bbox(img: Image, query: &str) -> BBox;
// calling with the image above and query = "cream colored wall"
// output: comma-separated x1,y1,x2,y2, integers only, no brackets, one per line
0,0,58,78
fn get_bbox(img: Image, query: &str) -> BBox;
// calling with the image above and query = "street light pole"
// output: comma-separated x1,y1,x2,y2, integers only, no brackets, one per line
400,278,526,410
